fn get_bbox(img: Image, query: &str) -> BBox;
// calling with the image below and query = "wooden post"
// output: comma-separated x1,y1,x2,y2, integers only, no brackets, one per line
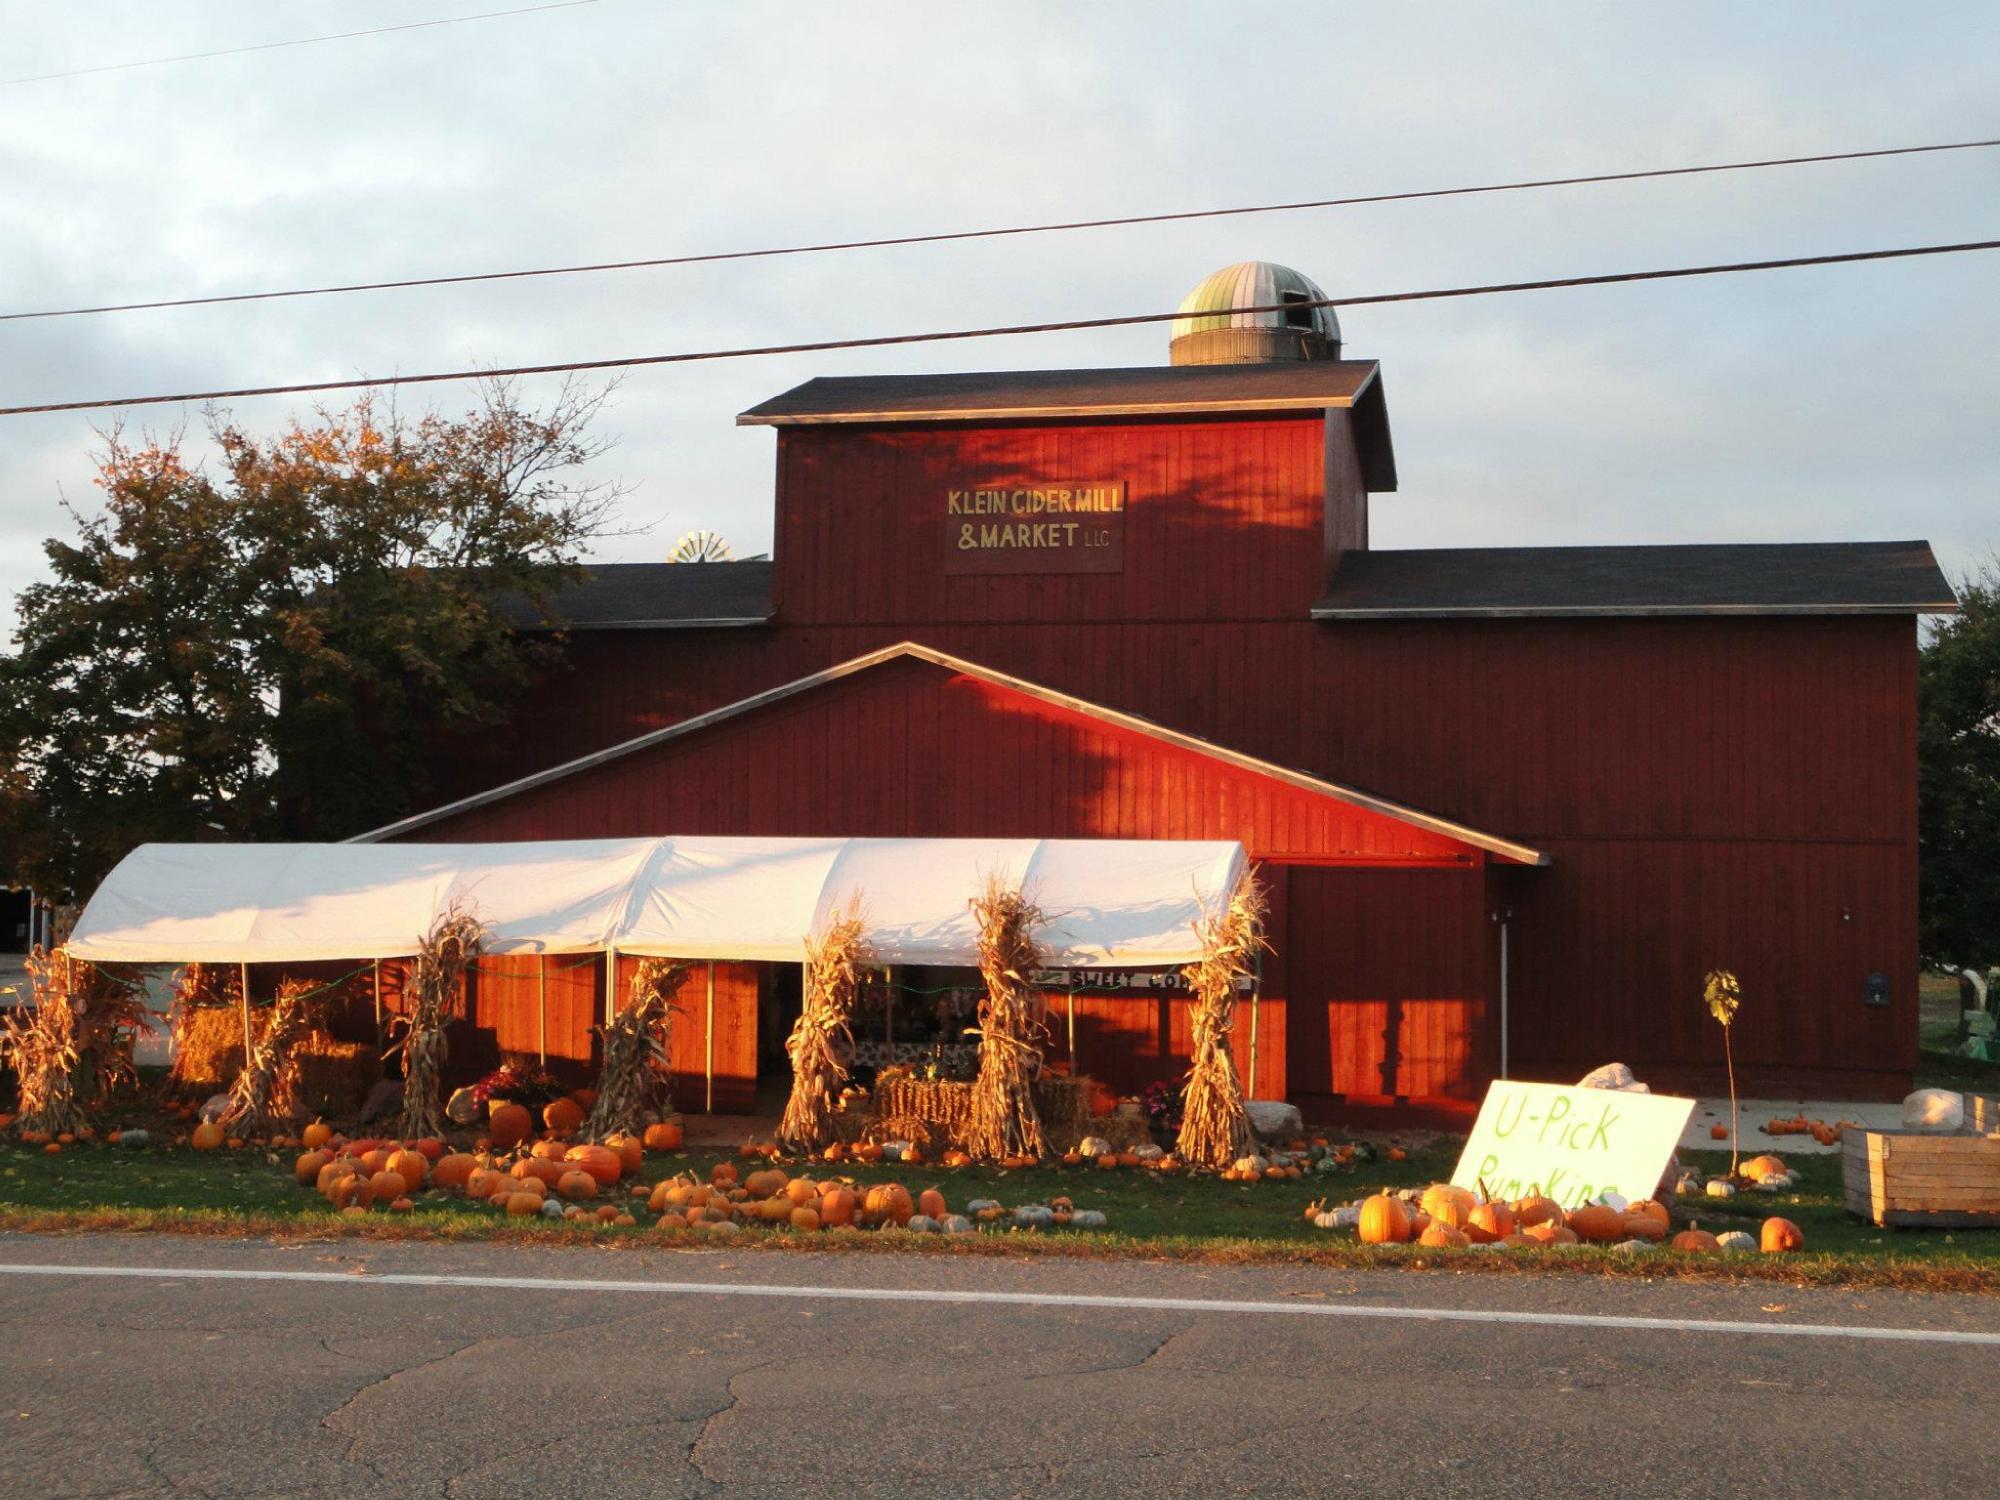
536,953,548,1065
704,962,716,1113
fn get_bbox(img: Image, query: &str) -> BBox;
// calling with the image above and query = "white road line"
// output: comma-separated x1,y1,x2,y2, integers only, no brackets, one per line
1,1260,1995,1346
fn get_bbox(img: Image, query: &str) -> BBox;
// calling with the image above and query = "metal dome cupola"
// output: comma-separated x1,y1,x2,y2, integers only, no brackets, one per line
1169,260,1341,366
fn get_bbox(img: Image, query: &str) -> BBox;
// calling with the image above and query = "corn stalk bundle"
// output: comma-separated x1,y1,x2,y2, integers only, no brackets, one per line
1175,872,1268,1170
394,906,484,1140
964,876,1049,1163
1,949,152,1136
780,903,869,1154
161,962,242,1099
586,957,691,1138
219,978,315,1135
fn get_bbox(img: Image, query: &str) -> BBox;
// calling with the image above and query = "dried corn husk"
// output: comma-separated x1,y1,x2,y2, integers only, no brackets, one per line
219,978,315,1135
964,876,1048,1163
1,948,151,1136
394,906,483,1140
1175,872,1267,1170
586,957,691,1138
779,903,869,1154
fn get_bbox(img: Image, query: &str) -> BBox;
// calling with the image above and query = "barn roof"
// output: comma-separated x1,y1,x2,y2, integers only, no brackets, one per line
740,363,1397,490
1311,540,1958,620
354,641,1547,864
498,559,773,630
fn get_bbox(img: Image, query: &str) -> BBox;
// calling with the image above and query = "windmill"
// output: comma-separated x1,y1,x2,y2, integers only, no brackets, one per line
668,530,734,563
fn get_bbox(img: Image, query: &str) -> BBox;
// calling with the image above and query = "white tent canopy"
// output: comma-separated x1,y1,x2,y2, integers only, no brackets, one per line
66,837,1248,969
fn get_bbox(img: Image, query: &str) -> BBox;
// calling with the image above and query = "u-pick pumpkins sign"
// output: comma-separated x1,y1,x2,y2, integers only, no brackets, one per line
1451,1080,1695,1209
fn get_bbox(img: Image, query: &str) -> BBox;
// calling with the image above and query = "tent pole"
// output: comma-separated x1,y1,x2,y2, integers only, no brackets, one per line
238,962,253,1071
704,962,715,1114
604,947,617,1025
537,953,548,1065
371,958,382,1037
1247,964,1261,1102
1067,990,1076,1070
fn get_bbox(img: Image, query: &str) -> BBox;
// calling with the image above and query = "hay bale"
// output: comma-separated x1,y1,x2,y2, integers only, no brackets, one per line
169,1008,256,1099
291,1041,378,1121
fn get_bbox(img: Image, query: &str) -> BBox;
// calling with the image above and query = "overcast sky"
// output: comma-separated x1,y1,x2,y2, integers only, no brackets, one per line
2,1,1995,628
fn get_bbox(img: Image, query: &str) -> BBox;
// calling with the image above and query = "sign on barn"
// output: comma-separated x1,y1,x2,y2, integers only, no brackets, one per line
1450,1080,1695,1209
944,481,1125,574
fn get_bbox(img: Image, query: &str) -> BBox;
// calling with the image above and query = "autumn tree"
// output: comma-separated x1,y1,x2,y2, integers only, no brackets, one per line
1919,558,2000,970
0,378,623,895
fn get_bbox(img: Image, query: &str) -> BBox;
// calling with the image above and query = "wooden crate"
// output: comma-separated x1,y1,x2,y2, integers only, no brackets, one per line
1843,1129,2000,1228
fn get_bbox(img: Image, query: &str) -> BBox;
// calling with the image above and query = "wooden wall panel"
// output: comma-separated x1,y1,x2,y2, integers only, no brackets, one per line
608,956,760,1114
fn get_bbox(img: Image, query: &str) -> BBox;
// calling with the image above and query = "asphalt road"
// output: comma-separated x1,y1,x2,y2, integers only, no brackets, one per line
3,1235,1998,1498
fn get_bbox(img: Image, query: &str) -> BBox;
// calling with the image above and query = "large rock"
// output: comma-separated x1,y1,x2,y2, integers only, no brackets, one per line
1904,1088,1964,1132
1245,1099,1305,1141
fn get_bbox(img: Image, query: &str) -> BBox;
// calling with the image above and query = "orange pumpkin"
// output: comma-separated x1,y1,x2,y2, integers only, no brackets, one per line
411,1137,446,1161
190,1121,224,1151
1523,1220,1579,1246
710,1160,740,1187
1418,1221,1469,1249
301,1120,333,1150
1512,1194,1563,1228
819,1187,857,1228
504,1192,542,1216
1709,1123,1729,1140
487,1103,533,1149
1620,1212,1668,1243
316,1160,351,1196
1357,1194,1412,1245
1625,1199,1670,1227
432,1153,479,1191
543,1098,585,1137
604,1133,645,1176
465,1167,508,1199
512,1157,568,1188
783,1177,818,1207
657,1212,688,1230
790,1206,821,1232
531,1137,570,1162
368,1170,408,1202
1760,1216,1805,1253
1464,1201,1515,1244
1671,1228,1720,1253
744,1168,789,1200
564,1144,623,1187
385,1149,429,1191
864,1183,914,1227
1567,1204,1625,1243
1420,1183,1474,1220
643,1118,685,1153
295,1149,333,1185
331,1176,375,1210
917,1187,947,1220
556,1169,599,1200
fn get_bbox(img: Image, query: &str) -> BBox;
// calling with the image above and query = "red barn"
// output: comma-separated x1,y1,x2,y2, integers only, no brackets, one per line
364,260,1956,1116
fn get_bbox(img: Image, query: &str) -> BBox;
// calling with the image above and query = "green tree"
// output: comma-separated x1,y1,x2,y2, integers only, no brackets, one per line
0,378,623,896
1919,559,2000,969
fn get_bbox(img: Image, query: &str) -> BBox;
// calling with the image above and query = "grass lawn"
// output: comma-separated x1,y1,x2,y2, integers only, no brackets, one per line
7,1134,2000,1292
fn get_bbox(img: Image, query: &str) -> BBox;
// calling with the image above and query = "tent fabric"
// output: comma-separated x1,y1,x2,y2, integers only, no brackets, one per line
66,837,1248,969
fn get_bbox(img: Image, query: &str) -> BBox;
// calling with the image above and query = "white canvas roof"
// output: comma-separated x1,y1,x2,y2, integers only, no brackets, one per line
67,837,1247,969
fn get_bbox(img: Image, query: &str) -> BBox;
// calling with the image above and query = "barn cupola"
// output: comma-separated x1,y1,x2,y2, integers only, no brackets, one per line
1169,260,1341,365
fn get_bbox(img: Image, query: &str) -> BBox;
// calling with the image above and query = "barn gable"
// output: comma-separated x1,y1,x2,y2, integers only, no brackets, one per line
359,641,1540,868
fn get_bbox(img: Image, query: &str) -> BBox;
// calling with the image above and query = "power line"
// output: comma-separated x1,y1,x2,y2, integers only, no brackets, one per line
2,236,1994,419
2,1,604,87
5,135,1997,324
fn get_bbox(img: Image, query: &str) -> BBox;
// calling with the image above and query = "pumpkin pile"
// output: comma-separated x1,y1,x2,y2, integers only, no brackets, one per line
1762,1115,1859,1146
1322,1181,1804,1255
641,1162,1111,1235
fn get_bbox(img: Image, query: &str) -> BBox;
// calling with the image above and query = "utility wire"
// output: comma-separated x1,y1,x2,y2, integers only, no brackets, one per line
4,135,1997,324
2,1,604,87
2,237,1994,419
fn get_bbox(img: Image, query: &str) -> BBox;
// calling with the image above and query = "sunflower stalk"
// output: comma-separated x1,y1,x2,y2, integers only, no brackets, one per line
780,904,869,1155
586,957,691,1139
394,906,484,1140
964,876,1049,1164
1175,872,1268,1171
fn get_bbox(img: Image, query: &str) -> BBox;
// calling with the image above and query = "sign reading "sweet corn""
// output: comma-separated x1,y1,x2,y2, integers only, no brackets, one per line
1451,1080,1695,1209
